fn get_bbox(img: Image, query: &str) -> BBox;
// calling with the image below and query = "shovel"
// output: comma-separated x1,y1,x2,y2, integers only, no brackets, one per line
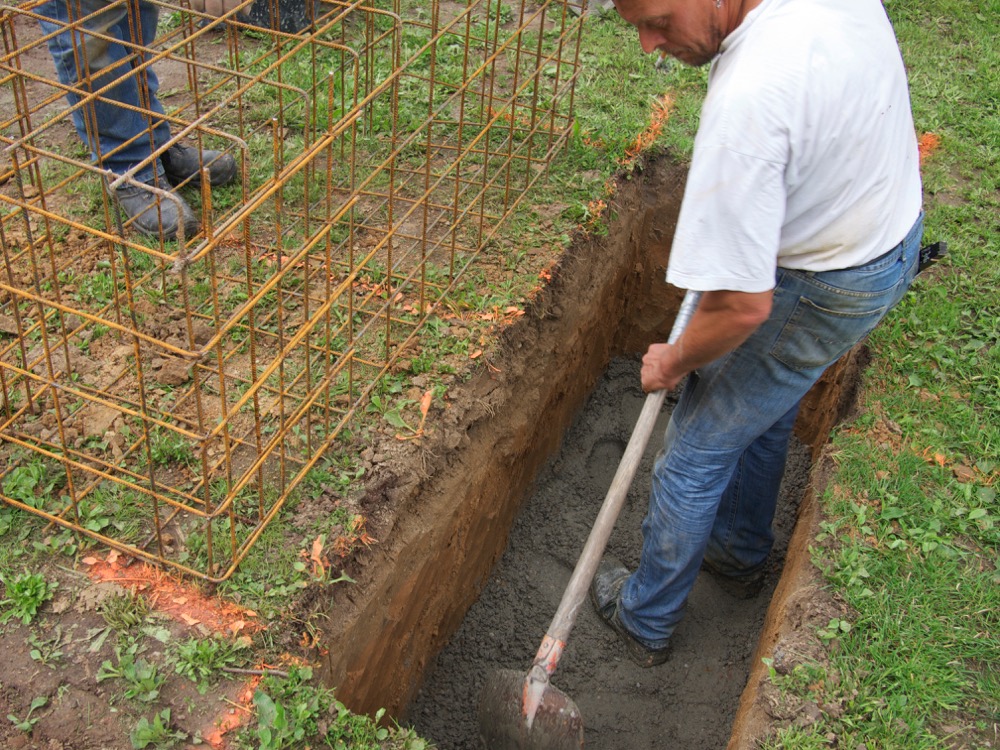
478,290,701,750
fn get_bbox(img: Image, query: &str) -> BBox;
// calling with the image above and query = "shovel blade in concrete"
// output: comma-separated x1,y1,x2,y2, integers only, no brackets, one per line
478,669,584,750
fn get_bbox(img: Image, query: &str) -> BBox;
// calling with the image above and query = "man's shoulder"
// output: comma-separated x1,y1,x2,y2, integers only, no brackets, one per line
735,0,881,60
714,0,895,108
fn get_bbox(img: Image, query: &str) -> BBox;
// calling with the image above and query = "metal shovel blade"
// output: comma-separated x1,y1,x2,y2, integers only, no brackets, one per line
478,669,584,750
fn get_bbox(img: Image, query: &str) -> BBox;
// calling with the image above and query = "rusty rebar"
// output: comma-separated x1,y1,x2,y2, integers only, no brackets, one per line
0,0,584,581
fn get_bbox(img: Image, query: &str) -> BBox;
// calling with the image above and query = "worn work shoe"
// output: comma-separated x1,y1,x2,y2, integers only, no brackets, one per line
701,558,766,600
115,181,199,241
589,556,671,668
162,142,238,188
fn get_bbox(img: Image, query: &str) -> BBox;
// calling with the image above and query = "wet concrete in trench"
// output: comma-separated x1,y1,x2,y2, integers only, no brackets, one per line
409,356,811,749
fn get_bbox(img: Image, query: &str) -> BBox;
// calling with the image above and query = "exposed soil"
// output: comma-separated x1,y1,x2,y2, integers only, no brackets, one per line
407,356,813,749
0,574,262,750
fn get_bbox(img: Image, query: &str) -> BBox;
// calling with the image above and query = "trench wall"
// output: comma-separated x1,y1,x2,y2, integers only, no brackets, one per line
316,156,864,724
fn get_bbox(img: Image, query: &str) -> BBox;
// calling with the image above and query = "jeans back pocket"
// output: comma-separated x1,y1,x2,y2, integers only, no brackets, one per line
770,296,887,371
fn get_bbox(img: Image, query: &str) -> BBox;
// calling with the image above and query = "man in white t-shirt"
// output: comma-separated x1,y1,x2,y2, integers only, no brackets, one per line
590,0,923,667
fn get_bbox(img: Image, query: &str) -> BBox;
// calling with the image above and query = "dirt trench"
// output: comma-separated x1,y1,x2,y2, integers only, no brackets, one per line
315,154,866,745
408,356,813,749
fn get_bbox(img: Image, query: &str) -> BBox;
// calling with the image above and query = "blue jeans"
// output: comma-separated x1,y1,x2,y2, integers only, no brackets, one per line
38,0,170,183
619,214,924,649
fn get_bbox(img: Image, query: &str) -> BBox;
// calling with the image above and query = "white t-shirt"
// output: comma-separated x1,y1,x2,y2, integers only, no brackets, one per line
667,0,923,293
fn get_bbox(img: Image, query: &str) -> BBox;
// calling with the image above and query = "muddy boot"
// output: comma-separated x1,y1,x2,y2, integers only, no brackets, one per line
162,142,238,188
115,181,199,241
700,558,766,600
590,556,671,668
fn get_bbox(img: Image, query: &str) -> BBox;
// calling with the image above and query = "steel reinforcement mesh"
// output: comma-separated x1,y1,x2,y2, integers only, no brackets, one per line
0,0,584,580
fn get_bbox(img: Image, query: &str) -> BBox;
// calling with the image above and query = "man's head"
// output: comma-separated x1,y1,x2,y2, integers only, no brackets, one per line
611,0,761,67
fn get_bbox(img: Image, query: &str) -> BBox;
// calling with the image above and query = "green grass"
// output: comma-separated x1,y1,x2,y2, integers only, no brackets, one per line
147,428,196,468
238,665,429,750
759,1,1000,747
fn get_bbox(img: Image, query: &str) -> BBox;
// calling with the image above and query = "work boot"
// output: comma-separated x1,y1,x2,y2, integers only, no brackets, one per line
115,181,199,241
701,558,766,600
590,556,671,668
162,142,238,188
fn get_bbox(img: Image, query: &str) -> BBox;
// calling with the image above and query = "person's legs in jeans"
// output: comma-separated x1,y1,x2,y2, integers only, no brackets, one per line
37,0,235,237
613,214,923,651
704,400,800,580
617,337,818,649
38,0,169,182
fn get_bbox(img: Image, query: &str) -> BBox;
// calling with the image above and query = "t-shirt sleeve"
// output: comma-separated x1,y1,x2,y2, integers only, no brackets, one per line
666,144,786,293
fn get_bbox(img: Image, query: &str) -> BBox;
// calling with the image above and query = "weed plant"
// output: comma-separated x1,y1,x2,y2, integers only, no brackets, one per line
2,458,63,511
0,571,57,625
170,636,248,694
241,666,429,750
130,708,187,749
98,647,166,704
100,590,152,630
7,696,48,734
27,625,69,667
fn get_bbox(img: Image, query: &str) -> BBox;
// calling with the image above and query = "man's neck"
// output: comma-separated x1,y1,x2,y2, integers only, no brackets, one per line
723,0,765,37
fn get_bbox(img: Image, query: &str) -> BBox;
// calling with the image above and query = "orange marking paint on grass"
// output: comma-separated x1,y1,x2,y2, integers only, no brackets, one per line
584,198,608,231
81,552,262,637
917,132,941,163
79,554,269,746
200,674,261,749
621,93,675,164
200,655,311,748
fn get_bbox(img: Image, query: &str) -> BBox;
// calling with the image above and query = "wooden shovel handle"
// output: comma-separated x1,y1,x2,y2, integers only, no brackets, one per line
533,290,701,670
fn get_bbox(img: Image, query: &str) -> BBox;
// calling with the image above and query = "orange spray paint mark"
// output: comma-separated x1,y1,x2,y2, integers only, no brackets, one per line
200,656,310,747
78,552,277,748
917,132,941,163
81,552,261,637
200,678,258,750
621,93,675,164
79,554,322,749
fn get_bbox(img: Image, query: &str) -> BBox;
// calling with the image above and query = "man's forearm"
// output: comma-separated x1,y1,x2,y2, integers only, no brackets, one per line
640,289,773,392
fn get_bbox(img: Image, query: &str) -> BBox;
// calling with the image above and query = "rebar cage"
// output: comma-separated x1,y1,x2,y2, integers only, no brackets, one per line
0,0,585,580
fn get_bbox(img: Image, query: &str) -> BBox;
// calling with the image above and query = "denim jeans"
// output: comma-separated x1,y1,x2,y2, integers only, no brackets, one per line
38,0,170,183
618,214,924,650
